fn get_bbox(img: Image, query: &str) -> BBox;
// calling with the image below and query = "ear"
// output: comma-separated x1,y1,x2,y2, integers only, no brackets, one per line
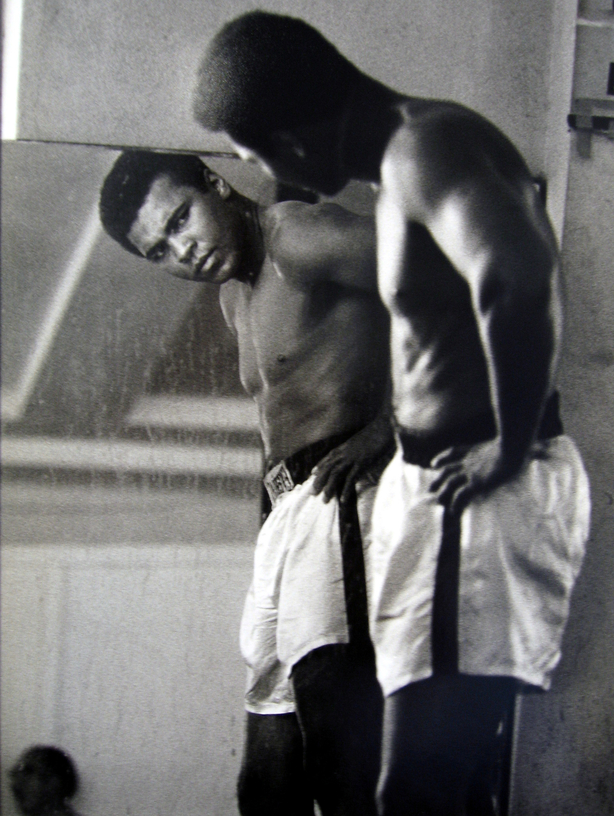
204,169,232,199
271,131,306,159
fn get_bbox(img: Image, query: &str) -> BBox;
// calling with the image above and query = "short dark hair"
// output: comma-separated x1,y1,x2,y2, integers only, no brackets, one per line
11,745,79,800
193,11,361,147
99,150,211,256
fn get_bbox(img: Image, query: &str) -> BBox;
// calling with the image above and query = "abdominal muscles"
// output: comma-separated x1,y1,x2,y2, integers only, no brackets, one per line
240,287,390,462
390,308,492,434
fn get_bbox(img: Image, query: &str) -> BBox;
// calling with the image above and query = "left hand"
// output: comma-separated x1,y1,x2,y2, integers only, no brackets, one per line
429,437,524,515
312,420,394,504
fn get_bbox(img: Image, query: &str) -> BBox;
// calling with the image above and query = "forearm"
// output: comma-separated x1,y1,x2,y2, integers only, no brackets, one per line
479,286,559,464
311,392,395,501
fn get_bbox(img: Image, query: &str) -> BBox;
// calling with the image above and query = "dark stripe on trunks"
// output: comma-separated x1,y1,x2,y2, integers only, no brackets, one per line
262,430,372,652
397,391,563,675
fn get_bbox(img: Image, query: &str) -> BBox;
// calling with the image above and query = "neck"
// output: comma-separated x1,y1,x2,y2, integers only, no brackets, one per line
340,77,406,184
234,194,266,285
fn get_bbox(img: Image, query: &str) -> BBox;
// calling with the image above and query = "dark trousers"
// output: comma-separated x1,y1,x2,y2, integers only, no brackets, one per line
377,674,517,816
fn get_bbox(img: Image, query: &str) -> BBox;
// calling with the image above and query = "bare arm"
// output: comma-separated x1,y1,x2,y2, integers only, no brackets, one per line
382,121,561,511
268,202,391,498
312,398,395,504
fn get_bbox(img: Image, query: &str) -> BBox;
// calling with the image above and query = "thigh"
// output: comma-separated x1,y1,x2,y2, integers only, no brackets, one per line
377,675,517,816
292,644,383,816
238,712,315,816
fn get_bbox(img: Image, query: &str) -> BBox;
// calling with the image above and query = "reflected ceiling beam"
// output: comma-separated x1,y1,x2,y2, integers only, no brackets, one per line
126,396,259,433
2,436,262,479
1,205,101,422
1,0,23,140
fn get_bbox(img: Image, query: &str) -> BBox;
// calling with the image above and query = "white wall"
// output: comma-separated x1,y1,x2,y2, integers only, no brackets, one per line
1,484,259,816
16,0,572,228
512,133,614,816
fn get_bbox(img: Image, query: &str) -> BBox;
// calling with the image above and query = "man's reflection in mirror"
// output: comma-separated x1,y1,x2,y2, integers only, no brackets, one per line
99,150,393,815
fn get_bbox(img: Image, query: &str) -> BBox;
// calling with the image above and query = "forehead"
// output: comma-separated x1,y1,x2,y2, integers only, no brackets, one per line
127,174,189,256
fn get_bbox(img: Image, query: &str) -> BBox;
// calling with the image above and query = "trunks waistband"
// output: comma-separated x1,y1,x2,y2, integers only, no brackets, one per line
263,429,359,506
397,391,563,468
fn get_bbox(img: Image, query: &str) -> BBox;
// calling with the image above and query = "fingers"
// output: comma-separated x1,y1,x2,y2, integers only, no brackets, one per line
312,456,348,503
429,446,469,469
339,467,359,505
433,471,468,505
311,463,329,496
312,461,361,504
429,462,462,494
447,482,473,515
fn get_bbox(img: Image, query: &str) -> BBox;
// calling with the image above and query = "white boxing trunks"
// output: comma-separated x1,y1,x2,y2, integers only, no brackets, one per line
241,439,379,715
369,434,590,697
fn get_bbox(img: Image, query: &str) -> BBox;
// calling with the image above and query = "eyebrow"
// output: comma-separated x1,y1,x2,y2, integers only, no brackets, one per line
143,202,186,261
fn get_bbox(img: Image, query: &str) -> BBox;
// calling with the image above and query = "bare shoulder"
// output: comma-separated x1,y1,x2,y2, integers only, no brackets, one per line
266,200,370,240
383,100,532,215
264,201,375,282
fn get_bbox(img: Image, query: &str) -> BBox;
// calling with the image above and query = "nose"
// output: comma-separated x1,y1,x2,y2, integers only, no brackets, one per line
169,234,195,264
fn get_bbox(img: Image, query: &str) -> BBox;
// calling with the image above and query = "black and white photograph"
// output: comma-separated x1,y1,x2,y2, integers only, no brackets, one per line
1,1,613,814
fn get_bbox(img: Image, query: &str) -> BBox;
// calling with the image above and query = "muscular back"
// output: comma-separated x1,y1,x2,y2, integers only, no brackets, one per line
220,202,390,461
377,100,560,434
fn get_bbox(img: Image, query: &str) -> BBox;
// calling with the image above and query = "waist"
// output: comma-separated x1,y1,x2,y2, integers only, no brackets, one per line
264,429,360,506
397,391,563,468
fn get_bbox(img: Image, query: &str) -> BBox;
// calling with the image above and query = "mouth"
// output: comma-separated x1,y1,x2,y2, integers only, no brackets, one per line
194,249,217,280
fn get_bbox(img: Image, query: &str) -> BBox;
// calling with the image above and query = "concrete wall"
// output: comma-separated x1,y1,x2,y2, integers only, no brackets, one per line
512,132,614,815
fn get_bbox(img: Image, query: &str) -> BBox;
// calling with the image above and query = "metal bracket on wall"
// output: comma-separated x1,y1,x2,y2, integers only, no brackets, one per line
568,105,614,158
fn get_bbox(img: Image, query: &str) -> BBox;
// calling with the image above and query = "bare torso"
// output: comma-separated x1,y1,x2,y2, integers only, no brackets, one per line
219,202,389,462
376,99,558,435
384,221,492,432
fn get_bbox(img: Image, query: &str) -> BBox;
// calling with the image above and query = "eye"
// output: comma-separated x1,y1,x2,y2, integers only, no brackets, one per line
170,205,189,233
148,242,168,262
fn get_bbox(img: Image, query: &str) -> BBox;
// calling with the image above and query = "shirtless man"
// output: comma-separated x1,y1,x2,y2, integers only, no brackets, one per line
99,150,391,816
193,12,592,814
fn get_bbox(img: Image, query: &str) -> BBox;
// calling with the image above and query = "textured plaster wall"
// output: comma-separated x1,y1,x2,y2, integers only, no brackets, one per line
512,134,614,815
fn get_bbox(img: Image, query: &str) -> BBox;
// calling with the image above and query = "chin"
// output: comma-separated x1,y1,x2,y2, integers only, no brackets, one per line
212,258,239,284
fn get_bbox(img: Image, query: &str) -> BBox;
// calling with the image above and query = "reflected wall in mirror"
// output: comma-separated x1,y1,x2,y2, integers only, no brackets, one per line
1,141,274,816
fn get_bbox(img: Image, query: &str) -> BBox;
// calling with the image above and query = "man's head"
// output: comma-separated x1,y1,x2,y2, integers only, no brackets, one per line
99,150,250,282
10,745,78,815
193,11,363,195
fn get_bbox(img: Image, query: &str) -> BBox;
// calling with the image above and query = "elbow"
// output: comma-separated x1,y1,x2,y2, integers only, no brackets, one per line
477,240,558,317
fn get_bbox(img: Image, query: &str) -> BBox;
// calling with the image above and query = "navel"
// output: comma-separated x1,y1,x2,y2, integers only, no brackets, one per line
277,354,287,364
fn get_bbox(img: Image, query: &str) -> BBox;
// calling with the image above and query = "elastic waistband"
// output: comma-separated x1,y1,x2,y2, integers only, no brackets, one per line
398,391,563,468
